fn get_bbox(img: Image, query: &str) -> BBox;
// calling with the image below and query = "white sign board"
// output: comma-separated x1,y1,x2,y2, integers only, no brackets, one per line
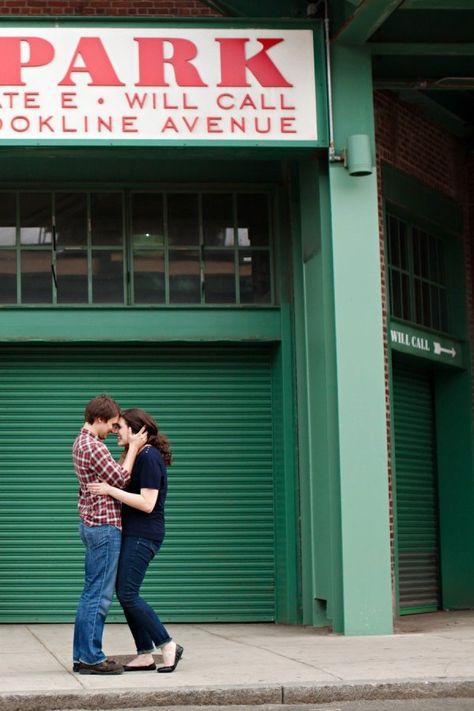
0,27,318,144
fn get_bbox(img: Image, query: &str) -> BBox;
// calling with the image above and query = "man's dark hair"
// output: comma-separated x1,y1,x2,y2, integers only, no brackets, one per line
84,394,120,424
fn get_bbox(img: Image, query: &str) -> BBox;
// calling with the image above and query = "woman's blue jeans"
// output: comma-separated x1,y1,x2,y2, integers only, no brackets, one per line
73,523,121,665
116,536,171,653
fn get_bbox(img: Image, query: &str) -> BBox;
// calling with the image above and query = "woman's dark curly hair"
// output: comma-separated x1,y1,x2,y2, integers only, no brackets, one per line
122,408,173,466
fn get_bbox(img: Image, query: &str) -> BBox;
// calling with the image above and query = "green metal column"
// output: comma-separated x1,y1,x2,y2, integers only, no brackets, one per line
328,44,392,634
294,155,342,630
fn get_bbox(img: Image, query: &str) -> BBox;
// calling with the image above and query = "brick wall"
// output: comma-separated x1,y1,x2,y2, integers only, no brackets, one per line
0,1,221,15
375,91,468,202
374,89,473,603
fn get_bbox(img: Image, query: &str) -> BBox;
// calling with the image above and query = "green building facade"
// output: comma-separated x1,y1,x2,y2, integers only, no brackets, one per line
0,0,473,635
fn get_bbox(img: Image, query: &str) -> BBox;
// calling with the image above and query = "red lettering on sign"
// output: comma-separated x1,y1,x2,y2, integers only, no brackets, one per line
280,94,295,110
230,116,246,133
255,117,271,134
207,116,223,133
25,93,40,108
183,93,198,110
122,116,138,132
61,92,78,109
162,116,179,132
216,38,292,88
39,115,54,132
281,116,297,133
216,93,234,110
59,38,124,86
0,37,54,86
183,116,198,132
11,115,30,132
135,38,207,87
163,93,178,110
240,94,257,110
61,116,78,132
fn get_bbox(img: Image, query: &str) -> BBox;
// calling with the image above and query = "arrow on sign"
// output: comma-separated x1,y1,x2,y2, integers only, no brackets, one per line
434,342,456,358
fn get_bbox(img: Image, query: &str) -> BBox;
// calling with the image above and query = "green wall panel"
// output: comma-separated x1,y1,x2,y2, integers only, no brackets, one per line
0,343,275,622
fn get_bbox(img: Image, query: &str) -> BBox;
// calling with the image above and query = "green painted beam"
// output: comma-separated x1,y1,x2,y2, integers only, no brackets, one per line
200,0,307,18
401,0,474,8
370,42,474,55
333,0,404,43
0,308,281,342
375,80,474,90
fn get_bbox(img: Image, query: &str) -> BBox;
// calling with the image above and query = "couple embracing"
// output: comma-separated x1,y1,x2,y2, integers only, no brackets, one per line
72,394,183,675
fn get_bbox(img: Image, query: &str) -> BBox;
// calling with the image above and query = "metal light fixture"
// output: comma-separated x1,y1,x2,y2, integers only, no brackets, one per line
345,134,373,176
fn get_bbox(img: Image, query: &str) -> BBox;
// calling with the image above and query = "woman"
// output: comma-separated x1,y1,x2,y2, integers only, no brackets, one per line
88,408,183,673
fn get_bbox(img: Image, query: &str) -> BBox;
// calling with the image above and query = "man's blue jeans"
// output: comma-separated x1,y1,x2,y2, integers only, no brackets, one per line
73,523,121,664
116,536,171,653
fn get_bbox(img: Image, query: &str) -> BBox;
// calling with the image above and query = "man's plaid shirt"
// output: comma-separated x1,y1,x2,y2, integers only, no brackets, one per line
72,428,131,529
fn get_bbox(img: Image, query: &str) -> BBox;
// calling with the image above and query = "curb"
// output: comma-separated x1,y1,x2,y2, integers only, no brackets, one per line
1,679,474,711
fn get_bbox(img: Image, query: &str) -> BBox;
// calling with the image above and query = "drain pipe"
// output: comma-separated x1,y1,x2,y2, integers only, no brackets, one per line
321,1,344,164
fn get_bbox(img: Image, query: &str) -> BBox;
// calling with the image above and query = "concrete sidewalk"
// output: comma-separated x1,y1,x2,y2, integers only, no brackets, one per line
1,611,474,710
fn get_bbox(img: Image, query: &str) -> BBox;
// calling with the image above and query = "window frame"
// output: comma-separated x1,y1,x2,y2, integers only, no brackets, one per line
0,187,275,308
385,207,451,335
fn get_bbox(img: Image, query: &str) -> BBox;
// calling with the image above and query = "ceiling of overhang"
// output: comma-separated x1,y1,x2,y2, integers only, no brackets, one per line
202,0,474,142
331,0,474,140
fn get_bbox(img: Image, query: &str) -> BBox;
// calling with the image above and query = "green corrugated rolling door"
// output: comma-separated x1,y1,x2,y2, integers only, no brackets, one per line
393,361,441,614
0,344,275,622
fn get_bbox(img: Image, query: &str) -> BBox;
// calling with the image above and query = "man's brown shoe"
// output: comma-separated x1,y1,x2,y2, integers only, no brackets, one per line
77,659,123,675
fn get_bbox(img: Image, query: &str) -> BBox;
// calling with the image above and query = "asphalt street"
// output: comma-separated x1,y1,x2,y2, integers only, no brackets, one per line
75,702,474,711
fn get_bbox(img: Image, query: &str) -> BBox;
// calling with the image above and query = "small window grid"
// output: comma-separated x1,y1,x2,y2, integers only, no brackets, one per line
0,191,126,306
387,212,448,332
0,190,274,307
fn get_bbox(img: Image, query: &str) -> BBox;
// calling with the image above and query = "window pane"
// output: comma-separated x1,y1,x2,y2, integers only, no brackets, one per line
437,241,446,284
133,250,165,304
422,281,431,325
20,193,52,245
387,217,398,268
440,289,448,331
131,193,164,247
400,272,410,320
430,284,441,331
0,193,16,246
0,251,16,303
239,250,271,303
399,221,408,271
168,194,199,246
92,250,123,303
21,251,52,303
414,277,431,326
169,249,200,303
202,194,233,246
390,269,401,319
392,269,411,321
204,250,235,303
429,239,440,283
56,193,87,247
91,193,123,246
236,194,269,246
413,229,429,279
57,251,88,304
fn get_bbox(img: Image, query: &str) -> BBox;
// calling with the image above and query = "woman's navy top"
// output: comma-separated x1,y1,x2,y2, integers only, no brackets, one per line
121,445,167,544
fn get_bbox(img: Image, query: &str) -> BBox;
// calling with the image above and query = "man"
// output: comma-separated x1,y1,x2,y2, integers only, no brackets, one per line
72,394,147,675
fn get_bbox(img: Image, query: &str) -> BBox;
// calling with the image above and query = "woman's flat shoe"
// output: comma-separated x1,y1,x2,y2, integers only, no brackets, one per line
124,663,156,671
157,644,183,673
